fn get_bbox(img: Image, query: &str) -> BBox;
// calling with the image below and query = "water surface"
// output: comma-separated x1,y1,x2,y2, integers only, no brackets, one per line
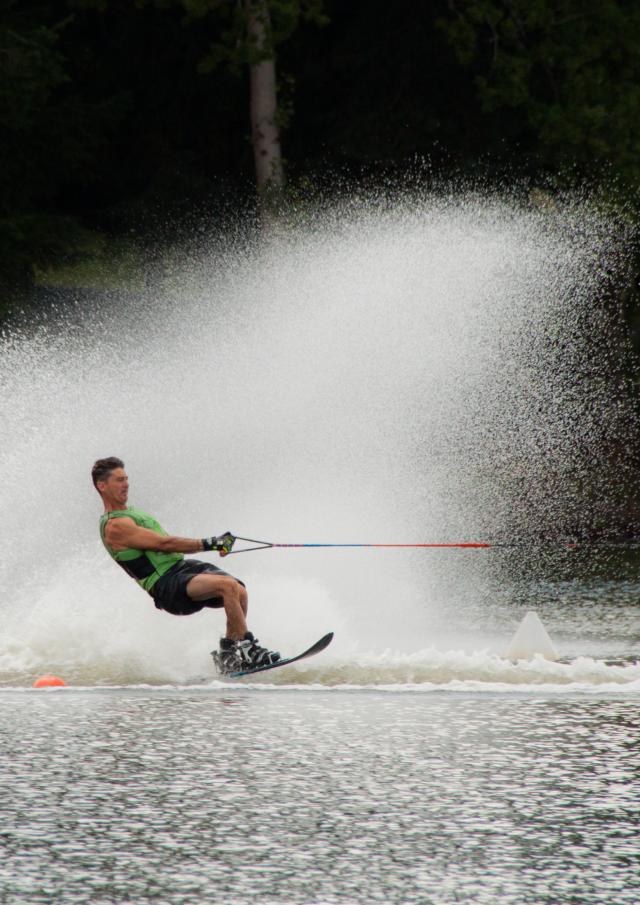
2,687,638,905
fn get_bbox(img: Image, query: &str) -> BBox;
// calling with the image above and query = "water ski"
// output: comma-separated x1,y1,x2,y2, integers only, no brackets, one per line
215,632,334,678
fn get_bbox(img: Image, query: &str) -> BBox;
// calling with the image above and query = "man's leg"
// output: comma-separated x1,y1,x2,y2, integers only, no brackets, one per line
191,575,280,671
186,574,247,640
237,583,248,617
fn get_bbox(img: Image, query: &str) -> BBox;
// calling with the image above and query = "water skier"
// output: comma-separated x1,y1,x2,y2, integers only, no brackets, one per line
92,456,280,672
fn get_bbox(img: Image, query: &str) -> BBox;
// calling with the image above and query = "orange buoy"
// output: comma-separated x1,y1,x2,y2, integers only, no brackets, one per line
32,675,66,688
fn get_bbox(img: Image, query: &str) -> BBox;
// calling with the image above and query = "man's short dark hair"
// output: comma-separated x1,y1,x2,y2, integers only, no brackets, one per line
92,457,124,489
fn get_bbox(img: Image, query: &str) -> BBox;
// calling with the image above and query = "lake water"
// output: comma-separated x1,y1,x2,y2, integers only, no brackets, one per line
2,568,640,905
2,195,639,902
2,683,639,904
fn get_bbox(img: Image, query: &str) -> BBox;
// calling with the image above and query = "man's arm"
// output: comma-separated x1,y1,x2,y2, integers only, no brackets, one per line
104,517,205,554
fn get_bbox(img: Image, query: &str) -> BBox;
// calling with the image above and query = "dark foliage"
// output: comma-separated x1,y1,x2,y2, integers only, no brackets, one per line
1,0,640,312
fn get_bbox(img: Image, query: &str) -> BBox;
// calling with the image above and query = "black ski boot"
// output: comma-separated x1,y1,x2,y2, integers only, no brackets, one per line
212,637,242,674
237,631,281,668
212,632,280,674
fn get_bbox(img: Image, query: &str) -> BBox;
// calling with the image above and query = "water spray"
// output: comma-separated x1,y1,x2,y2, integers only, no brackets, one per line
1,191,636,683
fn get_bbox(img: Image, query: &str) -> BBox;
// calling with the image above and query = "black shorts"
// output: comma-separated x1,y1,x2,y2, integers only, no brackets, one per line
150,559,245,616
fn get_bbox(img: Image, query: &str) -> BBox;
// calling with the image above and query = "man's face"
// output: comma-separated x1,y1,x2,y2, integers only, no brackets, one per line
98,467,129,506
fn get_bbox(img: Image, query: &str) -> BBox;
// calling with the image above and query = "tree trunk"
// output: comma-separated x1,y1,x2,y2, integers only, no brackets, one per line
246,0,284,218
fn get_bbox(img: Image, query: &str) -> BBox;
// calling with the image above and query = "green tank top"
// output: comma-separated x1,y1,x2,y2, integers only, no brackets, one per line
99,506,183,592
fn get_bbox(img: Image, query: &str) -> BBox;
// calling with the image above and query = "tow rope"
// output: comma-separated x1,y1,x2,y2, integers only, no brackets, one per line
220,535,589,556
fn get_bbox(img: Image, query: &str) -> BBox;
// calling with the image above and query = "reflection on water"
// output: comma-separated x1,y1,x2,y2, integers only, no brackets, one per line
1,690,639,904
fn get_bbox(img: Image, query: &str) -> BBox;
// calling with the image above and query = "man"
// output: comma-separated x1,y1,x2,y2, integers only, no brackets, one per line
92,456,279,672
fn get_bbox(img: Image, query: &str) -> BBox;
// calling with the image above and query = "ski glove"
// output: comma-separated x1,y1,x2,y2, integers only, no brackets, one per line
201,532,236,556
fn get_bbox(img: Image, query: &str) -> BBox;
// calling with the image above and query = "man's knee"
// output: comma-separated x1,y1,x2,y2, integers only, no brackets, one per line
219,576,243,599
187,572,243,603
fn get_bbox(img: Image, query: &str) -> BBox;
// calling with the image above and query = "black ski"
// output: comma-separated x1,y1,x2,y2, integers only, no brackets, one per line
220,631,334,678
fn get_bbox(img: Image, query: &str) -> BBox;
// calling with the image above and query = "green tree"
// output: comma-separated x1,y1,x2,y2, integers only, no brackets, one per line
0,1,126,305
440,0,640,187
179,0,327,219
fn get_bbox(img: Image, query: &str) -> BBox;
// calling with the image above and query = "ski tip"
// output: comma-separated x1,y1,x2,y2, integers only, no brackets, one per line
221,630,335,679
319,631,334,645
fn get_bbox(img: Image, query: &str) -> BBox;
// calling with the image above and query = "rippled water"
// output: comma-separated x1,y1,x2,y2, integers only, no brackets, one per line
1,688,639,905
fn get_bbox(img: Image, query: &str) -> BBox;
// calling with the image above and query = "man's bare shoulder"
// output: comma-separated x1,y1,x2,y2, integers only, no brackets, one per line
104,515,137,540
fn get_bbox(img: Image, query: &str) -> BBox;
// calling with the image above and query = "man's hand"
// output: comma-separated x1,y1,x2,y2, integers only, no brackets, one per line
201,532,236,556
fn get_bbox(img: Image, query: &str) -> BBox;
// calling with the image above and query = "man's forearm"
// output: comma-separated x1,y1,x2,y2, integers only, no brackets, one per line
155,535,204,554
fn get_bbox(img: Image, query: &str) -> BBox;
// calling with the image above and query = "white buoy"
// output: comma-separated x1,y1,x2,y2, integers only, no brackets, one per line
505,610,559,661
